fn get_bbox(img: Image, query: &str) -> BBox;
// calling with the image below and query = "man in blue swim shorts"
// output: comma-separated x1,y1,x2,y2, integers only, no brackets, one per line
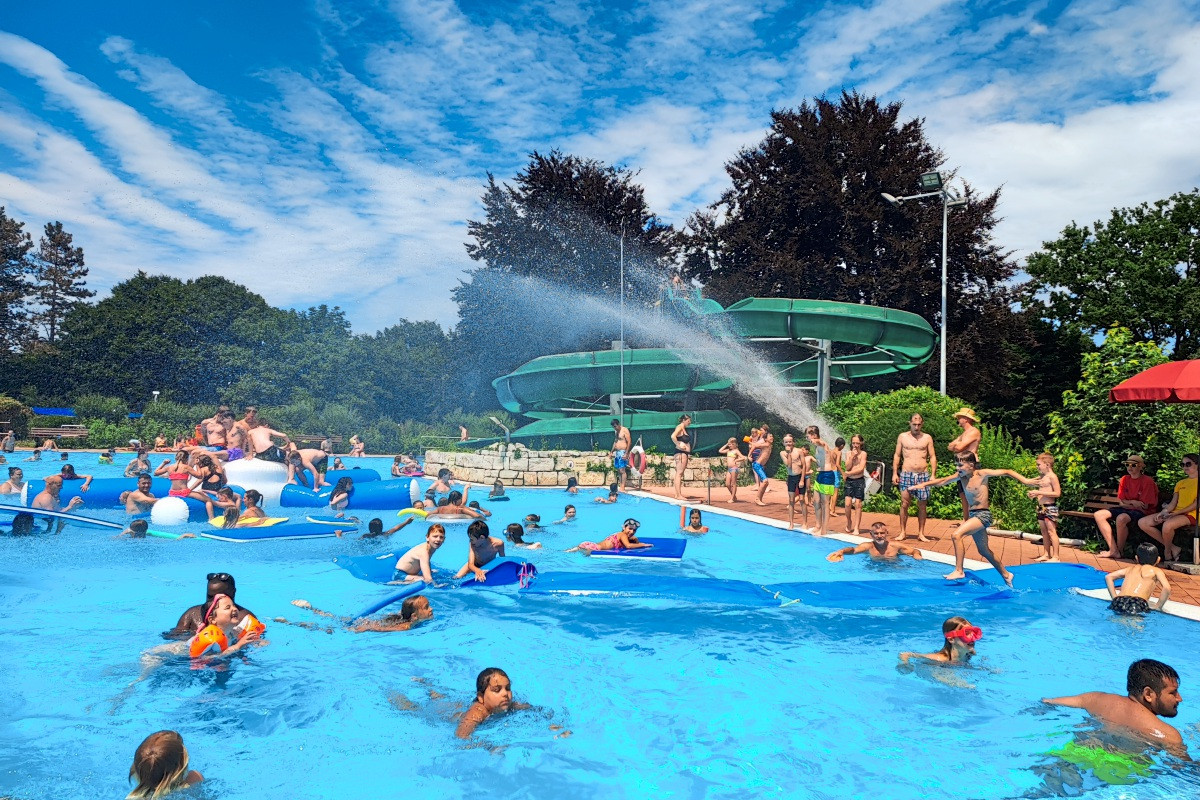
610,419,631,491
892,413,936,542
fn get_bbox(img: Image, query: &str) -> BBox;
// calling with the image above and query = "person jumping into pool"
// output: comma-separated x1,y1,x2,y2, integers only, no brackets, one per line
680,507,709,533
899,616,981,666
1043,659,1188,759
455,519,506,582
827,522,925,562
567,518,652,554
611,418,632,491
280,595,433,632
163,573,257,640
909,453,1020,587
392,523,446,584
1105,543,1172,615
126,730,204,799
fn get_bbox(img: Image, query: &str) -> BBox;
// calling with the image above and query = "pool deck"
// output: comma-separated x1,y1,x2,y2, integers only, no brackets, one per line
639,479,1200,618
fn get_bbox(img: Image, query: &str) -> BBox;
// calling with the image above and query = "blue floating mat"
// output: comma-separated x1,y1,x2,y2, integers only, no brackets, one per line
201,520,357,542
281,478,414,509
587,537,687,560
459,558,536,587
520,572,779,607
964,562,1110,591
346,557,534,618
306,514,359,526
765,578,1013,609
334,551,401,584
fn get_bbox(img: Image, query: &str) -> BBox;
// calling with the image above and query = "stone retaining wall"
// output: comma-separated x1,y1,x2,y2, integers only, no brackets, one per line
424,445,728,488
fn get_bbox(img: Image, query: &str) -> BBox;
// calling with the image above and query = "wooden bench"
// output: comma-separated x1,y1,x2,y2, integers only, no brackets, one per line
293,434,343,447
1060,487,1123,520
29,426,90,440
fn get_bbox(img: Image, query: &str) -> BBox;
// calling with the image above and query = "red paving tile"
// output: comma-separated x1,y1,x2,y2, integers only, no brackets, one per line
642,479,1200,610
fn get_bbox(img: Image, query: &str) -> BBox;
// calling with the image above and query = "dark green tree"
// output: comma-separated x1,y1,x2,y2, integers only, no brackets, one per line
454,150,676,409
1024,189,1200,359
31,221,93,344
0,207,34,352
680,91,1028,405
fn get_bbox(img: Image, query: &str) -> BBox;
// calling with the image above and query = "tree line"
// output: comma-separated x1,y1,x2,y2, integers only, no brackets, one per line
2,91,1198,452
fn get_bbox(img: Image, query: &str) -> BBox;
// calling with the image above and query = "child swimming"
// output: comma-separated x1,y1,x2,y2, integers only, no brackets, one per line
392,524,446,584
126,730,203,799
554,504,576,524
455,520,506,581
455,667,532,739
505,522,542,549
280,595,434,633
899,616,981,665
680,507,709,533
188,593,264,661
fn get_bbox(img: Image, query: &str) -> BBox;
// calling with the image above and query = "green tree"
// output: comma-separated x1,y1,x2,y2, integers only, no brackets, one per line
0,207,34,352
681,92,1029,405
454,150,675,409
1025,190,1200,359
1046,327,1200,514
31,221,93,344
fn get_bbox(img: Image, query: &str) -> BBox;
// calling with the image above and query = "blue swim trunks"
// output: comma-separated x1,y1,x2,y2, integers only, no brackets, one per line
751,462,767,481
613,449,628,470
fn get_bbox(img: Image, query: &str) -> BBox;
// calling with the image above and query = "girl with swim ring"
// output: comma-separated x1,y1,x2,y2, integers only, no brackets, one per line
680,507,709,533
567,518,652,554
126,730,203,799
188,593,264,661
899,616,981,665
671,414,693,500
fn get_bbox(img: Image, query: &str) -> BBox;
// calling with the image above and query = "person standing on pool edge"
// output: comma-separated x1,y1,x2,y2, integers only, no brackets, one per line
1043,659,1188,759
610,418,632,492
893,413,936,542
910,453,1020,587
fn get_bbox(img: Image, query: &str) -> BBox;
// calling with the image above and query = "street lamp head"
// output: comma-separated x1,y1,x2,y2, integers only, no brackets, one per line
880,193,900,205
918,171,944,190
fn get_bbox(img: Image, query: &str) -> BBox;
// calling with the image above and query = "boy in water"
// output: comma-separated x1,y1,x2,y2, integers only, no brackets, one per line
282,595,433,632
455,519,506,582
392,524,446,584
1106,543,1172,615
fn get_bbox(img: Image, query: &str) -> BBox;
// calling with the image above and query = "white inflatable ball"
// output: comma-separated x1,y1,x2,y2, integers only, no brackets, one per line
151,496,191,526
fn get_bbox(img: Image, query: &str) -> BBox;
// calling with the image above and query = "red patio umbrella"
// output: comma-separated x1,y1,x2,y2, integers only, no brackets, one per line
1109,359,1200,565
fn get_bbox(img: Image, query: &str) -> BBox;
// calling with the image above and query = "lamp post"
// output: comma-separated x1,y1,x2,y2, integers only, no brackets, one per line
882,171,967,396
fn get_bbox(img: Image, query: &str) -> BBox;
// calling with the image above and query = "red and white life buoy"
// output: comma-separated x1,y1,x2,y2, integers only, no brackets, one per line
629,444,647,475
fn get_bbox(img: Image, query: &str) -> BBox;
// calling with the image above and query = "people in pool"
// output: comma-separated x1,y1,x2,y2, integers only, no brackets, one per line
124,450,151,478
286,448,329,491
163,573,257,640
455,667,533,739
1043,659,1188,759
153,452,211,510
554,504,576,524
117,519,195,540
899,616,981,665
1106,543,1172,615
9,511,37,535
680,507,709,533
565,476,579,494
280,595,433,633
489,479,508,499
361,516,414,539
568,518,651,554
391,456,407,478
427,489,485,520
392,524,446,584
523,513,541,530
219,489,267,527
126,730,203,799
328,477,354,511
59,463,94,491
332,457,346,471
32,475,84,531
187,593,263,661
467,500,491,518
505,522,541,549
0,466,25,495
455,519,506,581
593,489,619,504
827,522,925,562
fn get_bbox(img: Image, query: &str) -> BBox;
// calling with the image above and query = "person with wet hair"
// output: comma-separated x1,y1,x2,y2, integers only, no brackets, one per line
455,519,506,581
162,573,257,640
126,730,203,799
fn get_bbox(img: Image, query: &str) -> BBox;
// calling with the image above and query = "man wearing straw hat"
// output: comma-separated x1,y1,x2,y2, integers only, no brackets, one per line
948,408,982,523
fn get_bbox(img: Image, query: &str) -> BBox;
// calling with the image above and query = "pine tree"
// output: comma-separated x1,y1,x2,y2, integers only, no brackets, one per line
0,207,34,352
32,221,94,344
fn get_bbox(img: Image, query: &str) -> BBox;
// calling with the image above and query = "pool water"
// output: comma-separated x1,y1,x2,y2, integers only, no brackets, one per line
1,454,1198,799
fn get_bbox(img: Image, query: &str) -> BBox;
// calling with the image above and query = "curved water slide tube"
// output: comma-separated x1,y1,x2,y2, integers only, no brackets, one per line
479,297,936,454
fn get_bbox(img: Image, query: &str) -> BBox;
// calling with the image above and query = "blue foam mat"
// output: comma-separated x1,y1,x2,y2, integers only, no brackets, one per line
201,520,357,542
520,572,780,606
964,562,1110,591
587,537,687,560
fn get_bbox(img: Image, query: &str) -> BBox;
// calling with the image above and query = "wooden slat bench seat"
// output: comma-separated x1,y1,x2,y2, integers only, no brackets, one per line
29,426,90,439
293,434,343,447
1061,488,1127,520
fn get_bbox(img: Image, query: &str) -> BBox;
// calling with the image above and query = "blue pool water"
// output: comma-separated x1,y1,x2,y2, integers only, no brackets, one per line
1,454,1198,799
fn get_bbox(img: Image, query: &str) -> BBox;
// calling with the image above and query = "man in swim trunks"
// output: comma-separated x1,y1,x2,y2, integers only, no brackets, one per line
826,522,925,562
779,435,811,530
1043,659,1188,759
842,434,868,534
393,524,446,584
1,430,14,453
947,408,982,523
1094,455,1159,558
285,448,329,490
910,453,1020,586
1106,543,1171,615
163,573,258,640
750,424,774,506
123,473,158,514
243,408,290,462
0,466,24,495
211,411,247,461
805,426,839,536
610,418,632,491
893,413,936,542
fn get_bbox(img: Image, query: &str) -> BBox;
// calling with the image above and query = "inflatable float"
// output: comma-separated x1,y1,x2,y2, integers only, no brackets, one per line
586,537,687,560
201,519,358,543
280,478,416,510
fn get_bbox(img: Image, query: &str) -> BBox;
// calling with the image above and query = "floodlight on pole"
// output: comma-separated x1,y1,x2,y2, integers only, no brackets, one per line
880,171,967,396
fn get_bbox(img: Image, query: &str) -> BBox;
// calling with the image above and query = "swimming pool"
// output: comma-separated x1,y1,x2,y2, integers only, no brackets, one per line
1,453,1197,799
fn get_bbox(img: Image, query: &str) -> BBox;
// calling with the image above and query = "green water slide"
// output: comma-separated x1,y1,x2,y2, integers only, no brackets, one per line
477,296,936,454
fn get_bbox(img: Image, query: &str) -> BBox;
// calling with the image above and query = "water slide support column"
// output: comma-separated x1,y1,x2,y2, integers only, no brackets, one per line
816,339,831,406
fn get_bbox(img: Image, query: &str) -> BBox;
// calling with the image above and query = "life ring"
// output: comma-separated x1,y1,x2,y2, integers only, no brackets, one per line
397,507,429,519
188,624,228,658
629,445,646,475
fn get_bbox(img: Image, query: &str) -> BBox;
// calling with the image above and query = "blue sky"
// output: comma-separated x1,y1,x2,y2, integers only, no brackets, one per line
2,0,1199,332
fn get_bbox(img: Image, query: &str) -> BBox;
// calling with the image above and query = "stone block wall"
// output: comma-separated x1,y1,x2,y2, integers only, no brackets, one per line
424,444,727,488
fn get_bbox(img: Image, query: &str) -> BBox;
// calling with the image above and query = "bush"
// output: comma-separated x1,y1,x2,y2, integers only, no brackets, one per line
0,396,32,438
72,394,130,424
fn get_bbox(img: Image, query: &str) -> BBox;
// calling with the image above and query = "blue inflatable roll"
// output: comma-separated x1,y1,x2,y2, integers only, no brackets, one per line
764,578,1012,609
587,537,687,560
23,478,245,517
201,519,357,542
520,572,780,606
334,551,402,583
281,478,417,510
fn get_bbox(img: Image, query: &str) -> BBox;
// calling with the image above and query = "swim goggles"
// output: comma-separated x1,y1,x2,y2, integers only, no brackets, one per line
944,625,983,644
